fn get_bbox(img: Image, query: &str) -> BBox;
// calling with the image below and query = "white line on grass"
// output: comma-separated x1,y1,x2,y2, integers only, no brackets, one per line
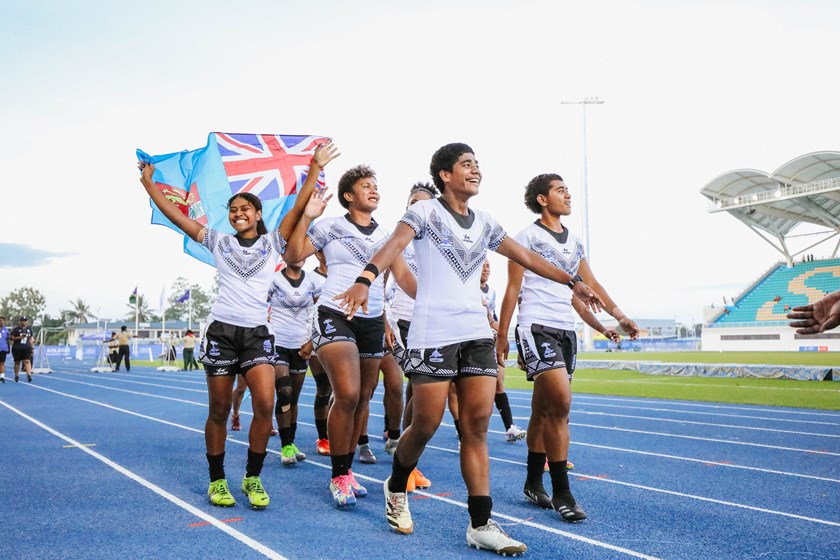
0,399,288,560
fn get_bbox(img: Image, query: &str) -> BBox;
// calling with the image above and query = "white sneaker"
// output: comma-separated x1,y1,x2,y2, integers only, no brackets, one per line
359,443,377,464
384,477,413,534
466,519,527,556
505,425,527,443
384,438,399,455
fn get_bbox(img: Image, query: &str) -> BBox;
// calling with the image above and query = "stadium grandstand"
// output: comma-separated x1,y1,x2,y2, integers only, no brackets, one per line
700,151,840,351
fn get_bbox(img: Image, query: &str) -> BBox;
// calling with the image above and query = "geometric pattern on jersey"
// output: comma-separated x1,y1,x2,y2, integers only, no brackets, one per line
402,207,505,283
205,228,286,282
529,238,582,276
403,339,498,378
268,281,315,318
308,221,386,266
515,323,576,381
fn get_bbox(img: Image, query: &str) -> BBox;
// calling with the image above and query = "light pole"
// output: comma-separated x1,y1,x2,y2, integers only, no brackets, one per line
561,96,604,351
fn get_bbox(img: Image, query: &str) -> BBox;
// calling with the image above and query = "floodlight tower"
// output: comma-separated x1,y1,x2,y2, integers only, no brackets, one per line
561,96,604,351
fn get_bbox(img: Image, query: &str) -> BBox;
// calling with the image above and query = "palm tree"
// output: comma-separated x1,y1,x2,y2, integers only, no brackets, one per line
125,294,154,322
61,298,94,324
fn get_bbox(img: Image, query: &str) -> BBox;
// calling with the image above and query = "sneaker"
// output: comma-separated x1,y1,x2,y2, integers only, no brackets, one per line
384,477,413,534
14,376,19,383
290,443,306,461
384,438,399,455
523,479,552,509
358,443,377,464
567,460,575,471
241,476,270,509
505,424,527,443
406,470,416,493
231,415,241,431
330,475,356,510
347,469,368,497
207,479,236,507
466,519,527,556
281,444,297,466
412,468,431,489
316,438,330,456
27,376,32,383
552,492,587,522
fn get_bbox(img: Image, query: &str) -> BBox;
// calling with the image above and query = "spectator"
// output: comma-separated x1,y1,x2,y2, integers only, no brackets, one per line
108,332,119,368
0,316,9,383
182,329,199,371
114,326,132,372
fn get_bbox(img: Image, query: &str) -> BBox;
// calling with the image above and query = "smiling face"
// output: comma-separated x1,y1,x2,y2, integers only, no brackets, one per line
541,180,572,216
227,196,261,235
442,152,482,197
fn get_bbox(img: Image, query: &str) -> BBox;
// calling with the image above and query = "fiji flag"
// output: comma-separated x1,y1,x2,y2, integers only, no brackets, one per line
137,132,329,265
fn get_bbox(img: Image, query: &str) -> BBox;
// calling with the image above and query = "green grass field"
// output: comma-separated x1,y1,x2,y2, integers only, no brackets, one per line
578,351,839,366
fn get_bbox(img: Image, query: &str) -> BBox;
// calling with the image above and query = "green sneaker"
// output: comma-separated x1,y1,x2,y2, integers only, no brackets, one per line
208,479,236,507
290,443,306,462
281,445,298,466
241,476,270,509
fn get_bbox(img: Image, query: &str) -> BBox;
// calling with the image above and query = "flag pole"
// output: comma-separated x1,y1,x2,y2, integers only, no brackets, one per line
134,287,139,356
188,290,192,331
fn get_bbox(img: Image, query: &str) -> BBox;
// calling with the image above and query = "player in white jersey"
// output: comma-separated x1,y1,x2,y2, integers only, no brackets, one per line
334,143,604,555
284,164,417,510
496,173,639,522
308,251,332,456
138,140,339,510
268,258,321,466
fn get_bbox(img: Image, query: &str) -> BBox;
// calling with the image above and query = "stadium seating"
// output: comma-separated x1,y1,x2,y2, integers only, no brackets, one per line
714,258,840,325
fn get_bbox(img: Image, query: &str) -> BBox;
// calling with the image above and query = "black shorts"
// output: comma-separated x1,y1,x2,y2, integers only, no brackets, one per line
0,351,7,363
275,346,308,375
312,306,385,359
515,323,576,381
391,319,412,374
12,347,33,363
404,338,498,382
199,321,275,377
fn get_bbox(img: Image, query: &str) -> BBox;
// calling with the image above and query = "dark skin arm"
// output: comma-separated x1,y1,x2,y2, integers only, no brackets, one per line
277,141,340,241
576,259,640,339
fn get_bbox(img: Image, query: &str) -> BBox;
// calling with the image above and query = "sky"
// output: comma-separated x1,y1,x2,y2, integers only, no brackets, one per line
1,0,839,326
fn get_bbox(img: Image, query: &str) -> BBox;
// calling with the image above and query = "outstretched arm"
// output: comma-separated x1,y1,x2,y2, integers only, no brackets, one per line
278,141,340,241
283,188,333,263
138,163,205,242
787,290,840,334
572,296,621,344
577,260,639,339
495,236,604,312
496,258,524,365
334,223,416,319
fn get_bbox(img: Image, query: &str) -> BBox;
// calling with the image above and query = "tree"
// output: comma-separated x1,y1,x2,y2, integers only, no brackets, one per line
165,277,213,322
61,298,94,324
125,293,154,322
0,287,46,324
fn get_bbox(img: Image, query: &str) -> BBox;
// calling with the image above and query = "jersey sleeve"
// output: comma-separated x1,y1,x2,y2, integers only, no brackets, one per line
269,231,287,255
484,213,507,251
399,205,426,239
201,227,220,253
307,220,330,251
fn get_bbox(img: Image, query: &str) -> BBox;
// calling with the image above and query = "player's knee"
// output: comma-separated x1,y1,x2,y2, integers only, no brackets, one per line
275,376,292,413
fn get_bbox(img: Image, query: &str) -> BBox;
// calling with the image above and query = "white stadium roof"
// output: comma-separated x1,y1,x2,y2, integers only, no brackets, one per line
700,151,840,263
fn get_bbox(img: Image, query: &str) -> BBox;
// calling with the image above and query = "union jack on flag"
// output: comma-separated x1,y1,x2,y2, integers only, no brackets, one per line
137,131,330,266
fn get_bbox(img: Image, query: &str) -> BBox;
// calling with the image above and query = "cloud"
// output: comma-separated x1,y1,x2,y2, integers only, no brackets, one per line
0,243,74,268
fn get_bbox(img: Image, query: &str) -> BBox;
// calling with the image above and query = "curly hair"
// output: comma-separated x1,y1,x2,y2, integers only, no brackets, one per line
227,192,268,235
429,143,473,193
338,165,377,209
524,173,564,214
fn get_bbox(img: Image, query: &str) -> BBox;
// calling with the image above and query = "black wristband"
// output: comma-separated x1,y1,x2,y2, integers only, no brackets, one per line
355,276,372,287
363,263,380,278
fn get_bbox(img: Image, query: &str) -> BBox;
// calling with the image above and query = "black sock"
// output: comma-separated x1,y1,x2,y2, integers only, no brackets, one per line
388,451,417,493
495,392,514,430
315,419,328,439
245,449,267,478
383,414,389,432
387,428,401,440
279,427,293,447
467,495,493,528
454,419,462,441
290,422,297,441
207,452,225,482
358,434,369,446
527,451,547,484
330,453,348,478
347,452,354,470
548,461,570,494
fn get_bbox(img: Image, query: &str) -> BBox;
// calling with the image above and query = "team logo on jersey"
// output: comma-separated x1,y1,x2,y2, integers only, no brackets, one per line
323,319,336,334
212,368,229,376
263,340,272,353
463,234,473,243
541,342,556,359
562,247,571,255
208,340,221,357
429,348,444,363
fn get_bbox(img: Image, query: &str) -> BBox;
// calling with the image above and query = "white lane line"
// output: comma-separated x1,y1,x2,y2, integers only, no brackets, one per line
69,372,208,394
24,384,662,560
0,399,288,560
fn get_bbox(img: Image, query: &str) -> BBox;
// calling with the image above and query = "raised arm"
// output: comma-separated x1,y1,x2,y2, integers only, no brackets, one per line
496,258,525,365
577,260,639,339
139,163,205,242
283,188,333,263
278,141,340,241
495,236,604,312
334,223,416,319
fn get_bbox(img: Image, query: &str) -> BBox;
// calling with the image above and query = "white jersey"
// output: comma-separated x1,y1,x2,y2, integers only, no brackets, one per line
387,245,418,323
307,215,389,319
399,198,507,348
514,220,585,331
268,269,322,348
308,268,327,331
202,228,285,328
480,283,497,321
